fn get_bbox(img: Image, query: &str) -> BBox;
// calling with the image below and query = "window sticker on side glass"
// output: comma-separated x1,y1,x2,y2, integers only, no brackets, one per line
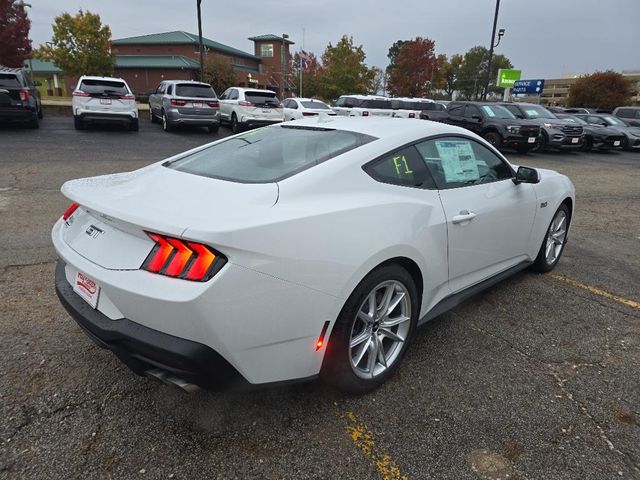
435,140,480,183
481,106,495,117
525,109,540,116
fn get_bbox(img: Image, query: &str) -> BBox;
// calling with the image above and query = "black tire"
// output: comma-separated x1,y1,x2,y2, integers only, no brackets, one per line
532,132,547,153
37,104,43,119
208,124,219,134
532,203,570,273
162,110,172,132
73,116,84,130
483,131,502,149
129,118,139,132
149,107,158,124
581,136,593,152
322,264,419,394
231,113,241,134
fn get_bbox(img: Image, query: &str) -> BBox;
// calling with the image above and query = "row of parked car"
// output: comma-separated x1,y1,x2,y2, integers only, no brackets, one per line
2,68,639,155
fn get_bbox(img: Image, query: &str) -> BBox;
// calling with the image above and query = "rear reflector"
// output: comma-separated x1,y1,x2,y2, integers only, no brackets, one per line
20,89,29,102
409,113,415,118
62,202,80,221
207,100,219,108
72,90,90,97
238,101,254,107
315,321,330,350
362,111,369,117
120,94,135,100
170,99,187,107
142,232,226,282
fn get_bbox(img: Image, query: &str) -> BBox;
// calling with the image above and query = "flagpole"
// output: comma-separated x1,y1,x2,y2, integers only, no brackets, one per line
300,27,305,97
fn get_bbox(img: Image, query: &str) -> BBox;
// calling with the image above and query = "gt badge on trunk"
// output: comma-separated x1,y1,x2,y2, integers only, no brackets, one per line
86,225,104,239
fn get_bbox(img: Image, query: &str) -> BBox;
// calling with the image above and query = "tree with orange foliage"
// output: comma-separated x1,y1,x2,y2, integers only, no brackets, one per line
386,37,437,98
568,71,633,111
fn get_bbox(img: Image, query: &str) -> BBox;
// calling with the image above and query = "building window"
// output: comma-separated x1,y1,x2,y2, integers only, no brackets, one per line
260,44,274,58
234,57,245,66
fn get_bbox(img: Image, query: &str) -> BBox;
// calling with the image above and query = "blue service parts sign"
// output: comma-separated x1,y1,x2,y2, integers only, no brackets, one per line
512,79,545,94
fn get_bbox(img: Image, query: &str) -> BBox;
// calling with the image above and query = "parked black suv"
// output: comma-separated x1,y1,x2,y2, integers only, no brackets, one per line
421,101,540,153
500,103,583,152
0,66,42,128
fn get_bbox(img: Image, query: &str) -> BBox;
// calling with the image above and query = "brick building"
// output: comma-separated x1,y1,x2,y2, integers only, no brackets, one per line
111,30,294,95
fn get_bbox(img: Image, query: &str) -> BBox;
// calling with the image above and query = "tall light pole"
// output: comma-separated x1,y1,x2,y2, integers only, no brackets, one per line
281,33,289,98
197,0,204,82
482,0,501,100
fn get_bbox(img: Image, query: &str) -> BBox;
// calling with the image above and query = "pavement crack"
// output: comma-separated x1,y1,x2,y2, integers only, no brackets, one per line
1,259,56,273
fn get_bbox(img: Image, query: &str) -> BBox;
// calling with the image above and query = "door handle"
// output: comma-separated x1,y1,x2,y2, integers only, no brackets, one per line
452,210,477,224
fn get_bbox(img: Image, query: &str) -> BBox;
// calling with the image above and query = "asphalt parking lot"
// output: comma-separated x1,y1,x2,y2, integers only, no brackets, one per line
1,115,639,480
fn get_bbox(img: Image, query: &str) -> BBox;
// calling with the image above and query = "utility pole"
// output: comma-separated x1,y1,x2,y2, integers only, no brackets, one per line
197,0,204,82
482,0,500,100
281,33,289,98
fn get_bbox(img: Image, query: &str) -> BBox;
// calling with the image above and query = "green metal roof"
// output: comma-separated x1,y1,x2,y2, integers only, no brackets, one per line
248,34,294,45
24,59,63,73
115,55,200,69
113,31,261,61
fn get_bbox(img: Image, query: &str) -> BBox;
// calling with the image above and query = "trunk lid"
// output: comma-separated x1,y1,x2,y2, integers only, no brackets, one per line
61,165,278,270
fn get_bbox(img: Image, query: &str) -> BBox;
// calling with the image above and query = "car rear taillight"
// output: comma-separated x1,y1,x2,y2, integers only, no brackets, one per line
62,202,80,221
142,232,226,282
238,101,254,107
170,99,187,107
72,90,90,97
20,89,29,102
362,111,369,117
120,94,135,100
207,100,219,108
409,113,415,118
302,112,318,116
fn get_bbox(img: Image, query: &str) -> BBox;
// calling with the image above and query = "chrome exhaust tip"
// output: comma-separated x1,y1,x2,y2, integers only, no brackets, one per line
146,368,200,393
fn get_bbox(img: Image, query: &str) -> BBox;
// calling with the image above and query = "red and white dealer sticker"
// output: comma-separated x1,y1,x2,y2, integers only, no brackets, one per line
73,271,100,309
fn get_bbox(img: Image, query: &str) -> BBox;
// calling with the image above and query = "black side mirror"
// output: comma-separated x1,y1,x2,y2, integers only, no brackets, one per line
513,166,540,184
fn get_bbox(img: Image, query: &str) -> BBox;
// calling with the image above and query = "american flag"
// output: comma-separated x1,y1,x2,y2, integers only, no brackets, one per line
299,50,311,70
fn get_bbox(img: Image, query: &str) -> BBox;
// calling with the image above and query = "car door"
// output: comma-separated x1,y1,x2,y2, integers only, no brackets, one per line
149,83,164,116
218,88,231,121
462,105,483,134
225,88,239,120
415,136,538,293
445,103,466,128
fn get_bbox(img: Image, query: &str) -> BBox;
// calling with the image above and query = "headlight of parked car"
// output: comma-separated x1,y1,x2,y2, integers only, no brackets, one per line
543,123,564,129
506,125,521,134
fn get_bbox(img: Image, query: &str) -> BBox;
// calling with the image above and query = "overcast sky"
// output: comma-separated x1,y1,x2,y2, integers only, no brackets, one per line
27,0,639,79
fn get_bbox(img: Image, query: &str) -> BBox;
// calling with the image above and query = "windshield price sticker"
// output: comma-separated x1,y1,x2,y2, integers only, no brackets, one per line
481,106,496,117
435,140,480,183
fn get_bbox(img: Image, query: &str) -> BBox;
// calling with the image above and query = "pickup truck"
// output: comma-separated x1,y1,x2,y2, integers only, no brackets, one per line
419,101,540,153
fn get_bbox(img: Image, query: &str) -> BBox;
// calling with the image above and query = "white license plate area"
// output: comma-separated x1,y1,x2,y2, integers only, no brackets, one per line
528,137,536,143
262,108,271,113
571,137,579,144
192,102,204,108
614,140,621,146
73,270,100,308
100,98,112,105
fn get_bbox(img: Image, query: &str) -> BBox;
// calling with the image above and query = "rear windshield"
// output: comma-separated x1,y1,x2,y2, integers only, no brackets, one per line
245,91,279,107
79,79,128,96
0,74,21,88
176,83,216,98
357,99,391,109
300,100,330,110
166,125,377,183
392,100,441,111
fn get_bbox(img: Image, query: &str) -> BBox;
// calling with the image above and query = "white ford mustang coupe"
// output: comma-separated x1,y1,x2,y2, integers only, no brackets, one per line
53,117,574,394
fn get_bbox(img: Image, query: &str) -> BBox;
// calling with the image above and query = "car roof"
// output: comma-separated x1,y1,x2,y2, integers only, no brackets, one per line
237,87,277,94
393,97,434,102
289,97,327,102
169,80,210,85
340,94,389,100
80,75,127,82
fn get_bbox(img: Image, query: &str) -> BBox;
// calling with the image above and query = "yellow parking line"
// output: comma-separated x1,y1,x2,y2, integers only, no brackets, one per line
340,411,408,480
550,274,640,310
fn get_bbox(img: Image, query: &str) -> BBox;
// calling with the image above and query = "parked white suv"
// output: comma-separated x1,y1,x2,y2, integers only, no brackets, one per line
332,95,392,117
72,76,138,131
391,97,440,119
218,87,283,133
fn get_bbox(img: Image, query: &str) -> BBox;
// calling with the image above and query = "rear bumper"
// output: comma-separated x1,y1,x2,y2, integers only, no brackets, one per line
0,107,36,122
239,116,282,128
167,109,220,126
77,112,137,124
55,260,246,390
502,133,539,150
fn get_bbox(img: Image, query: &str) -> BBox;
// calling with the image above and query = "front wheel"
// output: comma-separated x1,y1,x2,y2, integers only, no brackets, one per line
581,136,593,152
532,133,547,153
162,110,172,132
483,131,502,149
322,264,418,394
149,107,158,124
532,204,570,273
231,113,241,134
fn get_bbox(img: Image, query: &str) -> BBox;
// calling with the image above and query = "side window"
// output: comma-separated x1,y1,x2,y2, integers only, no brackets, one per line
616,108,631,118
415,137,513,190
166,84,173,95
448,104,464,116
334,97,345,107
504,105,521,117
229,89,238,100
219,89,229,100
464,105,481,118
344,97,357,108
586,116,600,125
364,146,434,189
154,83,163,94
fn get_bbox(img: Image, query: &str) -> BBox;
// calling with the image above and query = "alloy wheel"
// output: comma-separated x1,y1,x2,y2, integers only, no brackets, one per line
349,280,411,379
545,209,567,264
